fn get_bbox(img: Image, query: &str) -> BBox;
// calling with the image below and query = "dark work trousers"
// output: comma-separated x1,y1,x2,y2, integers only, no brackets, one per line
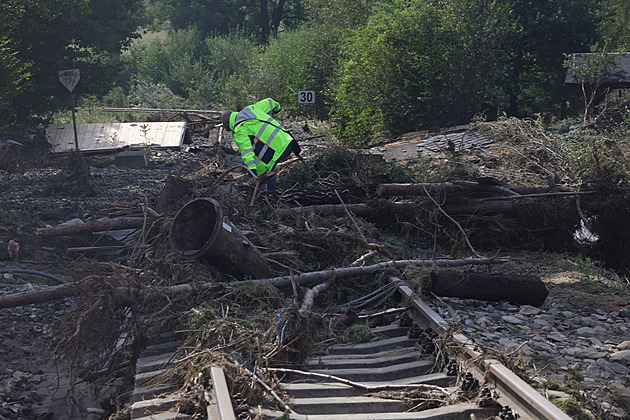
259,141,297,191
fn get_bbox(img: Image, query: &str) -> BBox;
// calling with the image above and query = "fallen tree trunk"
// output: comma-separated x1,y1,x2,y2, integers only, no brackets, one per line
275,202,415,218
249,257,508,288
0,281,194,310
376,182,573,197
36,217,158,237
276,200,523,217
430,270,549,307
0,283,77,308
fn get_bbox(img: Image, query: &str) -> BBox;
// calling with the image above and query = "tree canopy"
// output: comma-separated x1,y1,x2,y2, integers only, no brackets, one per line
1,0,628,138
0,0,145,123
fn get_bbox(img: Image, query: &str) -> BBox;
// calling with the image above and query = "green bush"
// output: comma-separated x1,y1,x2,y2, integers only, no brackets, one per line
250,26,339,119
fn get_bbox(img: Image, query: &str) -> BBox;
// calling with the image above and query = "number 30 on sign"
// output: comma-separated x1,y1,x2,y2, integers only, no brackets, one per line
298,91,315,104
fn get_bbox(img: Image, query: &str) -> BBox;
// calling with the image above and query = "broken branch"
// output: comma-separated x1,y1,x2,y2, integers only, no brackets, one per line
249,257,508,288
299,282,329,313
36,217,158,237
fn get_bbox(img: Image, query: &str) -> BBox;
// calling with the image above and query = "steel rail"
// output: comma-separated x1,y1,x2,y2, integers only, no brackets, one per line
393,277,572,420
208,367,237,420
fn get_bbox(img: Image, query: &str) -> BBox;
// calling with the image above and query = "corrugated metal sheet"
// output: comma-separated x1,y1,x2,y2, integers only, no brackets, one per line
46,122,188,153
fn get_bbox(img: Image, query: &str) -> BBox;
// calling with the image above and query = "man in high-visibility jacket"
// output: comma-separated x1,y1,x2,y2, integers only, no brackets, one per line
221,98,300,191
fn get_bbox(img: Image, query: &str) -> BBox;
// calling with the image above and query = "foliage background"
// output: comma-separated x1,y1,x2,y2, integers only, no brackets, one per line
1,0,628,144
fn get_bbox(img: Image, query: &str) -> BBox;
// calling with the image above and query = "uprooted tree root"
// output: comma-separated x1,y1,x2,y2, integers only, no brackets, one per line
583,189,630,273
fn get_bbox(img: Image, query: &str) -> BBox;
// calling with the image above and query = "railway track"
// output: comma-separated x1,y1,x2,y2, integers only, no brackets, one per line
131,277,573,420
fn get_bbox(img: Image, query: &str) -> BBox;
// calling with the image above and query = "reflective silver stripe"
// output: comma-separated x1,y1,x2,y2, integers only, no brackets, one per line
255,120,283,159
235,108,256,125
268,98,274,112
241,148,256,169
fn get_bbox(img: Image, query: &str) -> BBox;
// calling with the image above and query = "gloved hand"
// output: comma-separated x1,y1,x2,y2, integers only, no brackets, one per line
247,176,258,187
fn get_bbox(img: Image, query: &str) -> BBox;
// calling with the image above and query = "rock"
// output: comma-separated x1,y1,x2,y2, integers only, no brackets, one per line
546,389,571,399
547,332,567,342
617,341,630,350
576,326,596,337
605,362,630,375
610,350,630,363
518,306,541,315
501,315,523,324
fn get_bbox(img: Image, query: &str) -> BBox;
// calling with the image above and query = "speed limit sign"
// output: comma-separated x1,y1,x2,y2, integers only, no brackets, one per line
298,91,315,104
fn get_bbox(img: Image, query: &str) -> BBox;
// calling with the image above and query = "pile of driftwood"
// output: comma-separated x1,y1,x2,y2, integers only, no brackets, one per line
12,178,580,313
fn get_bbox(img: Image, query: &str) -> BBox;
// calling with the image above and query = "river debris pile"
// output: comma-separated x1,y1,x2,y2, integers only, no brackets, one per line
1,117,630,419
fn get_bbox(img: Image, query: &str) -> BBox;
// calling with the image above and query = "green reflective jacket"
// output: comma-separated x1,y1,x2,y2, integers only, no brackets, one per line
227,98,293,175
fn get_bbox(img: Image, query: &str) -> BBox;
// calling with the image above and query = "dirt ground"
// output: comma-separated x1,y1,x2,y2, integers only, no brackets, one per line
1,120,630,419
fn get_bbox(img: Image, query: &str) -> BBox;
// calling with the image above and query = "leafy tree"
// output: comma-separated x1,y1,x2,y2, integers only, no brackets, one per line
304,0,373,29
598,0,630,50
565,52,622,121
500,0,602,117
1,0,145,123
204,32,260,108
250,26,340,118
147,0,305,43
0,38,31,124
128,28,212,99
328,0,514,143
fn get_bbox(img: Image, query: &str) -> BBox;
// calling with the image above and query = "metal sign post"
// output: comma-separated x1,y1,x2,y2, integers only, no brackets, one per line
58,69,81,151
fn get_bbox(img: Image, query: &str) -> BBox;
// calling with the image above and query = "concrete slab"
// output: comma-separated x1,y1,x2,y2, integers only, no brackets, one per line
283,374,455,399
115,150,150,168
362,372,453,387
307,350,419,369
282,382,363,398
312,346,415,361
135,369,170,387
327,335,415,355
136,353,176,374
258,402,500,419
371,324,410,338
140,341,182,357
291,396,405,415
133,384,179,402
131,395,180,418
310,359,433,382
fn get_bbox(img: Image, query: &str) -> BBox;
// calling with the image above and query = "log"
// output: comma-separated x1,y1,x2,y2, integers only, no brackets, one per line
250,257,508,288
36,217,157,237
0,281,194,310
275,200,520,217
275,202,416,218
376,182,572,197
0,283,77,308
430,270,549,307
277,187,355,206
